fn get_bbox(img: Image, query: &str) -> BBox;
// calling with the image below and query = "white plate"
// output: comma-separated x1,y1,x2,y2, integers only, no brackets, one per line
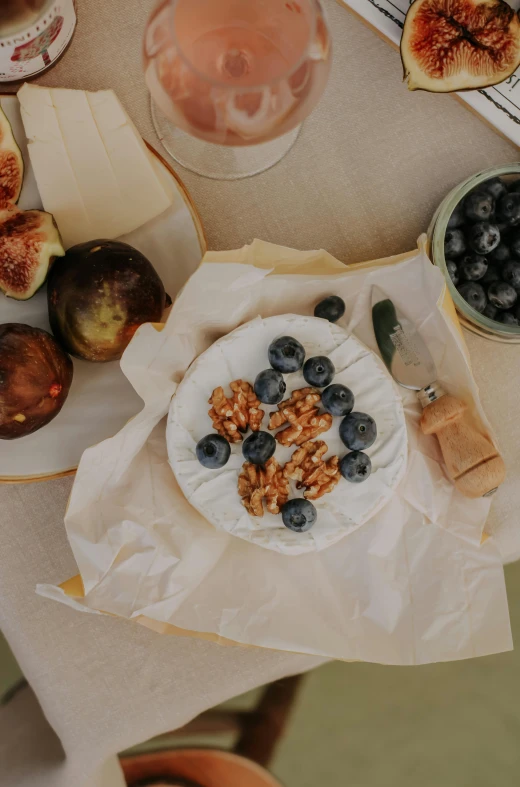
167,315,408,555
0,94,206,484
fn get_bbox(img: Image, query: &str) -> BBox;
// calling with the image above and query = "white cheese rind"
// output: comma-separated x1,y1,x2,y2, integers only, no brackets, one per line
18,84,173,249
167,315,408,556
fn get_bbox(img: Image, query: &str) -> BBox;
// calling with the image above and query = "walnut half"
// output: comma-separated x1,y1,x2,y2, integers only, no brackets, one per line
209,380,264,443
238,458,290,517
268,387,332,447
284,440,340,500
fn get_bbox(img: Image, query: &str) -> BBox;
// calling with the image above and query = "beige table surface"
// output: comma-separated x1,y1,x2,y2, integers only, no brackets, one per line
1,1,520,785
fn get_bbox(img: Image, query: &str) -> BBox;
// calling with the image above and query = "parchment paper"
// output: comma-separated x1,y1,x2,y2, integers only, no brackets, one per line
37,240,512,665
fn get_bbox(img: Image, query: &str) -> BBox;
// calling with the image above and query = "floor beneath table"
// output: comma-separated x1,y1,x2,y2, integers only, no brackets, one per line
2,560,520,786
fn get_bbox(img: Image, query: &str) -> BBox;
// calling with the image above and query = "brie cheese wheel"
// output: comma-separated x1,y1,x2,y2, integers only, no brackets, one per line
167,315,408,556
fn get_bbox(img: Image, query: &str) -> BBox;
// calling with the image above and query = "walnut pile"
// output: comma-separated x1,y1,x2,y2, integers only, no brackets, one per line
209,380,264,443
268,387,332,447
284,440,340,500
238,457,290,517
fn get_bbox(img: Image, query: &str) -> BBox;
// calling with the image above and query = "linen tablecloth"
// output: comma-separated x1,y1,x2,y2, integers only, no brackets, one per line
1,1,520,785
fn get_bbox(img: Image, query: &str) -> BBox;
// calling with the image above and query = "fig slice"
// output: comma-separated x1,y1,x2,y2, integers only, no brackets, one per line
0,208,65,300
0,107,24,210
0,323,73,440
401,0,520,92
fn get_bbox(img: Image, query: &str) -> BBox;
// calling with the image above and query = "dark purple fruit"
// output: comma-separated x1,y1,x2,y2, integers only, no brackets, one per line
488,281,517,310
281,499,317,532
339,412,377,451
509,232,520,258
483,302,498,320
489,242,510,264
501,260,520,289
458,281,487,313
447,201,465,229
444,228,466,258
464,191,494,222
196,434,230,469
303,356,335,388
339,451,372,483
268,336,305,374
446,260,459,286
314,295,346,323
0,323,73,440
483,177,507,201
242,431,276,466
482,265,500,284
497,192,520,227
496,311,519,325
47,240,168,363
460,254,487,281
467,222,500,255
254,369,286,405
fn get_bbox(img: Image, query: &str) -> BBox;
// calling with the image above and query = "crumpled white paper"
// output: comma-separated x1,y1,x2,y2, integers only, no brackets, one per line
38,241,512,665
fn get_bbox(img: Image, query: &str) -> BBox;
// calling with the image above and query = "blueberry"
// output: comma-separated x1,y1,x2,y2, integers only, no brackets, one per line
314,295,346,323
483,177,508,201
497,192,520,226
501,260,520,289
447,201,465,229
464,191,495,222
460,254,487,281
496,311,519,326
196,434,231,469
488,281,518,310
339,451,372,483
444,228,466,258
483,302,498,320
339,412,377,451
254,369,286,405
281,499,317,533
303,356,335,387
446,260,459,286
268,336,305,374
242,431,276,466
489,242,510,264
457,282,487,313
467,222,500,255
322,384,354,416
509,232,520,258
481,265,500,284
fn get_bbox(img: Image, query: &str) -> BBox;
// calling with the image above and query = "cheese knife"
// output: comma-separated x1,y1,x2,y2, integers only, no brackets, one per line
371,286,505,498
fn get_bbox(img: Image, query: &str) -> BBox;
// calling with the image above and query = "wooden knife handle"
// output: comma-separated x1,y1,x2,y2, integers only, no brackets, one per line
420,395,506,498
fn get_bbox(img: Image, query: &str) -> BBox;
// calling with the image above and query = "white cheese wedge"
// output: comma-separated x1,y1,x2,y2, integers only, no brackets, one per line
18,84,174,249
167,315,408,557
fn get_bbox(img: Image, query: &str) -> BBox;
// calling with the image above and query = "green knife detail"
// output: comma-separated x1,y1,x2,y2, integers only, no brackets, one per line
372,298,399,372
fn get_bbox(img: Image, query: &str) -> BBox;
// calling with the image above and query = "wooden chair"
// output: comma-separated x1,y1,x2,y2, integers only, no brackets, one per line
120,674,303,786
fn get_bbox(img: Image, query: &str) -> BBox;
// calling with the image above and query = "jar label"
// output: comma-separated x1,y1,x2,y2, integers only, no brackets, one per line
0,1,76,82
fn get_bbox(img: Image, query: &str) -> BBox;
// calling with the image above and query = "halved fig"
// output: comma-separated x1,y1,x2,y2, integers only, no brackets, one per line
0,323,73,440
0,107,24,210
401,0,520,92
0,208,65,300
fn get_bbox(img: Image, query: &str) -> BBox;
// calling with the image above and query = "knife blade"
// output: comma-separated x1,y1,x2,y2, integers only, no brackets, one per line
371,285,437,392
370,285,505,498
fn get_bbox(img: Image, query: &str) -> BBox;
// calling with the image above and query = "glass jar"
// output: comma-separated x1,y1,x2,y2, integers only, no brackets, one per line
0,0,76,82
429,163,520,343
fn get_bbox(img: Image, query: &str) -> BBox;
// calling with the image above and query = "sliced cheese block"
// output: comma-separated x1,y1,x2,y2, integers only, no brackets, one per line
18,84,174,249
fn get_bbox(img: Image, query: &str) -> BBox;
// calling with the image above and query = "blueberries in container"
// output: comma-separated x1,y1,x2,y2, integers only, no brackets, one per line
464,191,494,222
460,254,487,281
467,222,500,255
488,281,518,310
446,259,459,286
458,281,487,313
444,228,466,258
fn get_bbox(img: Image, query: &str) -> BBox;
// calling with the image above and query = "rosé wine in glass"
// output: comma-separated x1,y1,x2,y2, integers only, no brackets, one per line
143,0,331,179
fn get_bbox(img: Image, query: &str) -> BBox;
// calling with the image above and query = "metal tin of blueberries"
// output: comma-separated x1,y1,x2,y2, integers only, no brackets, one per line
429,163,520,343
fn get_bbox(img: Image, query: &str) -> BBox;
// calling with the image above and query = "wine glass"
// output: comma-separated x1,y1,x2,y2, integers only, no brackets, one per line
143,0,332,180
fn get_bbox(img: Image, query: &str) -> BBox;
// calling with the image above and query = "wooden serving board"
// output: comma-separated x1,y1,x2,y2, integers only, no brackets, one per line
336,0,520,148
